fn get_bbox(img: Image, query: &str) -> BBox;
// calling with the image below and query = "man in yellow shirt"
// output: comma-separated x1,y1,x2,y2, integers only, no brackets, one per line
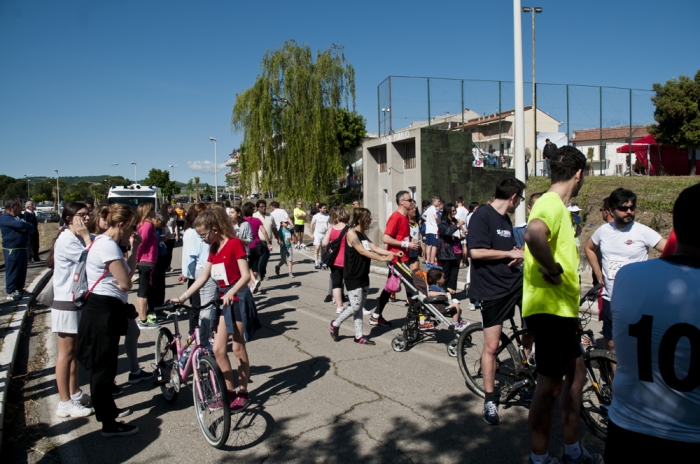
522,146,600,464
293,201,307,250
174,202,185,236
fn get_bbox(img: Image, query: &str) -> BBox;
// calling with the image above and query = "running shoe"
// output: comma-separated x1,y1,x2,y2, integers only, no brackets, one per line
55,400,93,418
137,319,159,329
20,289,32,297
483,401,499,425
452,320,470,332
111,383,123,397
230,391,250,413
71,390,91,406
527,457,561,464
324,294,333,303
128,368,154,384
102,421,139,437
330,320,340,342
468,303,476,311
419,321,435,331
116,408,132,418
362,308,372,316
274,265,280,276
354,336,376,345
336,306,346,314
6,290,21,301
369,316,391,327
561,447,602,464
253,280,261,294
289,272,294,278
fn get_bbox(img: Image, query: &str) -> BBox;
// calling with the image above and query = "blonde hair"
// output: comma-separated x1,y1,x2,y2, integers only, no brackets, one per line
107,203,139,228
351,207,372,230
193,205,236,240
335,206,350,224
137,203,154,225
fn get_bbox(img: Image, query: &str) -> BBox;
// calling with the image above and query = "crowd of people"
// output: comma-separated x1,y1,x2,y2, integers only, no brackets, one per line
1,148,697,459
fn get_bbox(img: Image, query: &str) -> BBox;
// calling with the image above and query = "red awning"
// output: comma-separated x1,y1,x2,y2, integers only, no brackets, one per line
616,134,657,153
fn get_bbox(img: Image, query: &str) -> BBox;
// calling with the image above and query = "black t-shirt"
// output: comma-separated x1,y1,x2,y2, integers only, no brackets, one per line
343,230,371,291
466,204,522,300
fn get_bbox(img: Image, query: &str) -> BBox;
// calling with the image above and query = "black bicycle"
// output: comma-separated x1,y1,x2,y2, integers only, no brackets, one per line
457,283,615,440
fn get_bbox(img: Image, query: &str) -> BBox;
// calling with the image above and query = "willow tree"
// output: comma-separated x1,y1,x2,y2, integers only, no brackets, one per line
231,40,356,200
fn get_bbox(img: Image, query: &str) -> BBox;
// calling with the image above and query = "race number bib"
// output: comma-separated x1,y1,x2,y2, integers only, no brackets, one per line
361,240,372,251
210,263,230,286
607,256,628,280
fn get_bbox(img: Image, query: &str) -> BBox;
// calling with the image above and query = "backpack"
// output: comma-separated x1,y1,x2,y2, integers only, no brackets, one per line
71,237,108,307
321,226,349,267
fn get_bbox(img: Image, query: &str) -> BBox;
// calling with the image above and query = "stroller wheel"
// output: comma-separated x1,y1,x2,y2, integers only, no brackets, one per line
391,336,408,352
447,339,459,358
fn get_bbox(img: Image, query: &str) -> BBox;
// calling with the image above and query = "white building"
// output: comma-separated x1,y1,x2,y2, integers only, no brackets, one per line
571,125,650,176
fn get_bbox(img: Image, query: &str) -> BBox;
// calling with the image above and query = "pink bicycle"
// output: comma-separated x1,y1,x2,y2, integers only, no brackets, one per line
153,300,231,448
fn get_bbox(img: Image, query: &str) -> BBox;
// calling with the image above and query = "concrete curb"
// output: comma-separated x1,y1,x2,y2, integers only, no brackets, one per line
0,267,51,445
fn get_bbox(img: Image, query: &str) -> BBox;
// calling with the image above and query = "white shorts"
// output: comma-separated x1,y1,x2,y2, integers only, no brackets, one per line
51,308,81,334
313,233,326,246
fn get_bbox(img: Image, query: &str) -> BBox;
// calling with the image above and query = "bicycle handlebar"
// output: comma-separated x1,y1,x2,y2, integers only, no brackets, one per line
579,283,604,306
154,298,223,314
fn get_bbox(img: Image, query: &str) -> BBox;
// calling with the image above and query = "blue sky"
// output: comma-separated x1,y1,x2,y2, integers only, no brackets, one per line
1,0,698,185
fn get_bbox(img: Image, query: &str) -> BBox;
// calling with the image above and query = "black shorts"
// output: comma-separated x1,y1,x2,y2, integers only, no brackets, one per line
294,224,304,234
480,287,521,328
329,265,344,289
602,298,613,340
523,313,581,378
137,263,154,298
605,420,700,462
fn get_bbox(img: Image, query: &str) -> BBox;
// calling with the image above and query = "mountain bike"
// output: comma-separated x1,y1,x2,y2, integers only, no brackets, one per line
457,283,616,440
153,300,231,448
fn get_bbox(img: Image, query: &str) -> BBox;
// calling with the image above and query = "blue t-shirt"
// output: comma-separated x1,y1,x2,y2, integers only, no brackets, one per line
156,229,168,256
279,228,292,249
429,284,446,294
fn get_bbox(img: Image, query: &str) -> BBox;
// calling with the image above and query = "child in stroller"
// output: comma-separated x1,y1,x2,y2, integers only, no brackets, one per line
426,268,469,332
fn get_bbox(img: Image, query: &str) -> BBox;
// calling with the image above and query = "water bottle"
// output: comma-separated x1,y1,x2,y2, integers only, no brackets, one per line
179,343,193,369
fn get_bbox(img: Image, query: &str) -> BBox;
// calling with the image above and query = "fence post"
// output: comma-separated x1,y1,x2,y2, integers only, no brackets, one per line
629,88,633,176
566,84,570,146
498,81,502,165
599,86,603,176
388,76,392,134
461,80,464,131
377,84,381,135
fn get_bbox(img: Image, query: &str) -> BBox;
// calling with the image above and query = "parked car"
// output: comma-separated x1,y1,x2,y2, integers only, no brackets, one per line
37,211,60,223
201,194,213,202
35,202,55,213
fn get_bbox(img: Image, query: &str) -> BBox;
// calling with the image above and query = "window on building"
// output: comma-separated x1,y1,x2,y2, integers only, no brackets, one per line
399,140,416,170
370,146,387,173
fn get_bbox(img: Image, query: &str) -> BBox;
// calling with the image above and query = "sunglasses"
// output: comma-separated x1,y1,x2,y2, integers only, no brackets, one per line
615,205,636,212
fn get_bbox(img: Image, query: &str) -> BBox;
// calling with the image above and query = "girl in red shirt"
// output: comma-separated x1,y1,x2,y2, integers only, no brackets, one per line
174,206,252,412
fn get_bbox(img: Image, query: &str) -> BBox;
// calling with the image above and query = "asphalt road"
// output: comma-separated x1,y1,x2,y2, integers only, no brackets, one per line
26,243,606,463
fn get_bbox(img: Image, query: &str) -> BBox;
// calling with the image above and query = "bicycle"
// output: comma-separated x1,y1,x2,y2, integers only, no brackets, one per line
153,300,231,448
457,283,616,440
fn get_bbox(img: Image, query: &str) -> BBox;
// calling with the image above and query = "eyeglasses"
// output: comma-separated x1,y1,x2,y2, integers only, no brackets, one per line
400,198,411,203
75,212,89,218
198,230,211,240
616,205,636,212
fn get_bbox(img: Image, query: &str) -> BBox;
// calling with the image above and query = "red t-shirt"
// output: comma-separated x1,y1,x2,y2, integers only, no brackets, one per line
329,226,347,267
207,237,247,300
660,230,676,258
384,210,409,262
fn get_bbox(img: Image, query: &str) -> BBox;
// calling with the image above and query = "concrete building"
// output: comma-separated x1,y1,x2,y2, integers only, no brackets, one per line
362,127,511,244
571,125,650,176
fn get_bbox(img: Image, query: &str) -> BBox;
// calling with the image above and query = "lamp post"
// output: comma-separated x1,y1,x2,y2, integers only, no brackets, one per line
130,161,137,185
209,137,218,199
168,165,178,200
108,163,118,193
24,174,33,200
381,108,390,136
513,0,527,225
522,6,542,176
54,169,60,212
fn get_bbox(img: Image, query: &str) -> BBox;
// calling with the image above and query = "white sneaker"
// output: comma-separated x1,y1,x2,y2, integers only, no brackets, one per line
336,306,346,314
56,400,94,418
72,390,91,406
362,308,372,316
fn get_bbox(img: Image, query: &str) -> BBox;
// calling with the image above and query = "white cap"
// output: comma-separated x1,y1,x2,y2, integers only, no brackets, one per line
567,204,581,212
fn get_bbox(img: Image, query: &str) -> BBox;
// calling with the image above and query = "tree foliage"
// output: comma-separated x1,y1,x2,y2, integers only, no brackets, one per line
649,70,700,149
232,40,356,200
336,108,366,161
142,168,180,197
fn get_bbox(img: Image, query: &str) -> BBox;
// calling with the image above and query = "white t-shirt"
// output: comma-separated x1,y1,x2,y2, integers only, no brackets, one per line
455,205,469,238
609,257,700,442
86,235,129,303
52,230,92,303
270,208,290,230
591,221,662,300
423,205,438,234
253,211,274,242
312,213,329,236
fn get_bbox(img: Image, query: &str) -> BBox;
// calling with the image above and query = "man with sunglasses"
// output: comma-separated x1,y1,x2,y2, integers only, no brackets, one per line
584,188,666,356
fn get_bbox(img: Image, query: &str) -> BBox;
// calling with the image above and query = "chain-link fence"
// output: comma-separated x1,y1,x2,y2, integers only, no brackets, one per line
377,76,655,175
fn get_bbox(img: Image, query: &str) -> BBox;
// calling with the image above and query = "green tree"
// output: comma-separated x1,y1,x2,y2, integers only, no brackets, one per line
142,168,180,198
32,193,48,203
0,175,17,198
3,181,26,201
649,70,700,173
203,183,213,195
232,40,356,200
193,176,200,201
335,108,366,162
64,191,83,201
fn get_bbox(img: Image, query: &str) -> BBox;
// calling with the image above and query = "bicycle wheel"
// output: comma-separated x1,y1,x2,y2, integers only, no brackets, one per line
154,327,178,402
580,349,616,440
457,322,523,399
193,355,231,448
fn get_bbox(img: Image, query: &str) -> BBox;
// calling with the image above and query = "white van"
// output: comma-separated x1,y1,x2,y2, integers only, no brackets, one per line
107,184,162,212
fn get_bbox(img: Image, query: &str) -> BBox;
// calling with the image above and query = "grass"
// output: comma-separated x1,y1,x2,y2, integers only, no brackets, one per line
0,223,59,265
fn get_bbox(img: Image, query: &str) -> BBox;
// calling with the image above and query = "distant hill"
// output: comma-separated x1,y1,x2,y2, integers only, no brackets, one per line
26,175,186,187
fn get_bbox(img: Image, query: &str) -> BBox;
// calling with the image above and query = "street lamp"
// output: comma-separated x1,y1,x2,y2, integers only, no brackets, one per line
209,137,218,199
513,0,527,225
130,161,137,185
108,163,118,193
168,165,178,200
381,108,390,136
522,6,542,176
54,169,60,212
24,174,33,200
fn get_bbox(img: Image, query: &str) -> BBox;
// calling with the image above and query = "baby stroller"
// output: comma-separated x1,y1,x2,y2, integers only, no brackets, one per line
389,261,461,357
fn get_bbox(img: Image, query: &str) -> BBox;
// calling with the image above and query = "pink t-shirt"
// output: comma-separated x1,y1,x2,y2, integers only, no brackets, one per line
244,217,263,249
136,221,157,263
329,226,347,267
